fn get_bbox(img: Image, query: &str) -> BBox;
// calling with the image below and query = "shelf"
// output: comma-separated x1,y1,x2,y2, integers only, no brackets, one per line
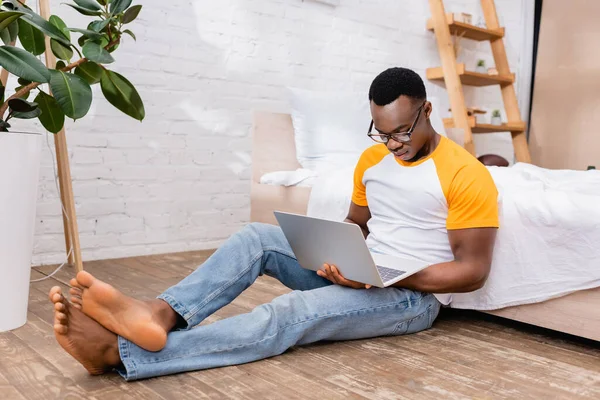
426,63,514,87
426,13,504,41
443,118,526,133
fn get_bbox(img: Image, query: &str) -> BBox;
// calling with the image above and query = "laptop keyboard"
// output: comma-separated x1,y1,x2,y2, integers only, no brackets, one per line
376,265,406,282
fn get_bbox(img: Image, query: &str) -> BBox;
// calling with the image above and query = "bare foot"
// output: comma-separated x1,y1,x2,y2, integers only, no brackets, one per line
75,271,177,352
49,286,121,375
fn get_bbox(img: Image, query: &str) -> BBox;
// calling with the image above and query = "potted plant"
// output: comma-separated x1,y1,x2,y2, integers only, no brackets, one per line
475,59,486,73
491,109,502,125
0,0,145,332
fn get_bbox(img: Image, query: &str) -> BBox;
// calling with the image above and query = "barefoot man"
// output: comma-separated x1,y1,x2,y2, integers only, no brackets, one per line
50,68,498,380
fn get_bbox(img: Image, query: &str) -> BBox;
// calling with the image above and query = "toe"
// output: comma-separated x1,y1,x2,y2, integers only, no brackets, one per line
52,292,64,304
69,278,83,289
56,312,67,323
76,271,95,288
69,287,82,298
54,302,66,312
72,303,82,310
48,286,61,302
54,323,68,335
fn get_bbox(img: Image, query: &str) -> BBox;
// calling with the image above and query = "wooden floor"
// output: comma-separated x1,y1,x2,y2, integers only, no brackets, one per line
2,251,599,400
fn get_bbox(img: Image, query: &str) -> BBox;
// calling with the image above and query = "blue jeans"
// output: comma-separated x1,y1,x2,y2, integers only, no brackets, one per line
117,223,441,381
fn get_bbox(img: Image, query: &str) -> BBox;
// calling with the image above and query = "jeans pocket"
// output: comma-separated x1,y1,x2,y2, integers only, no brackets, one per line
392,304,433,336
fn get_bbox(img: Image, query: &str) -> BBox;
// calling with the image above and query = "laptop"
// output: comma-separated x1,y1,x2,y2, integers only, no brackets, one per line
273,211,431,288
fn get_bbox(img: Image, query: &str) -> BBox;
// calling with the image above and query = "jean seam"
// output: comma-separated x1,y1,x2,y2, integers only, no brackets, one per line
136,298,413,365
118,336,137,380
183,249,264,321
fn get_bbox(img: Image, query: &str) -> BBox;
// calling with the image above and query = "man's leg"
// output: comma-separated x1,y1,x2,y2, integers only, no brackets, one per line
118,285,441,381
70,223,332,351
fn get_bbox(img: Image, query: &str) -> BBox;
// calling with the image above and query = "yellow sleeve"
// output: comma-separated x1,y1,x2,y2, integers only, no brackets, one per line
351,145,388,207
352,155,369,206
446,163,500,230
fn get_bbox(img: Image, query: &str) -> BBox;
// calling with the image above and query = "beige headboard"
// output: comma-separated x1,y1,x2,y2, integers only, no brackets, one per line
250,112,311,225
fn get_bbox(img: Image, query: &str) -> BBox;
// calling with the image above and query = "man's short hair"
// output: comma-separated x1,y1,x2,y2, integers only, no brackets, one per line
368,67,427,106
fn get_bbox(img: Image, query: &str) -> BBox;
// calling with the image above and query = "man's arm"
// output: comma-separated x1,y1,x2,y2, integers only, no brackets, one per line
393,227,497,293
344,201,371,239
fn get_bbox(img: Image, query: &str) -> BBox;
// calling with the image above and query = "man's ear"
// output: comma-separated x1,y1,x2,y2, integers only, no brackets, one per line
425,101,433,119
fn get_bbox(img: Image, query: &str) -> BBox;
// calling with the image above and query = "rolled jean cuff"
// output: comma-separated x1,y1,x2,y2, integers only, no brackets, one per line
157,293,193,329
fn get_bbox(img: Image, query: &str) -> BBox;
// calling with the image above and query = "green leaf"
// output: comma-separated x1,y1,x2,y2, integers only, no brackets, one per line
123,28,135,41
78,35,87,47
35,91,64,133
0,26,9,44
68,28,103,40
8,98,36,112
97,0,109,5
18,11,71,46
17,18,45,55
110,0,132,15
49,15,70,40
89,19,110,32
0,19,18,44
100,70,144,121
0,11,23,31
82,41,114,64
55,60,66,69
49,69,92,119
122,4,141,24
50,38,73,61
17,77,30,85
73,0,102,11
0,81,4,103
74,60,102,84
12,107,41,119
0,45,50,82
64,4,102,17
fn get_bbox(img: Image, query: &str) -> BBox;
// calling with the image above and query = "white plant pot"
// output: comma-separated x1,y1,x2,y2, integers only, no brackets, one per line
491,116,503,126
475,65,486,73
0,132,42,332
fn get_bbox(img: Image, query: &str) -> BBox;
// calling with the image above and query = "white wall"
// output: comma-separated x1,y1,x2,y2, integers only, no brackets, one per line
31,0,528,265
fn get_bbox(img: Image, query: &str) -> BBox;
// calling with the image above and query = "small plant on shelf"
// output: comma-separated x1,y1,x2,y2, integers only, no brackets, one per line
491,109,502,125
475,59,486,73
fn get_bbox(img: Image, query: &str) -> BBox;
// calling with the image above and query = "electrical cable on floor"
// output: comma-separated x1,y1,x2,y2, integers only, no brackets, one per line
30,129,74,283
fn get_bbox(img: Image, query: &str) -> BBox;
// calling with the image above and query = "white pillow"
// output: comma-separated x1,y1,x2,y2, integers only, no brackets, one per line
288,87,374,172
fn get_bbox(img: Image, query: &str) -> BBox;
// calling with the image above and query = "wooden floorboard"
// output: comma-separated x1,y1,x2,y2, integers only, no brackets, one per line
1,250,598,399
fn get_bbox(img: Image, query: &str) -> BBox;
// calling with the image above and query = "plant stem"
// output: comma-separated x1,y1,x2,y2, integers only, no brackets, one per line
0,58,86,119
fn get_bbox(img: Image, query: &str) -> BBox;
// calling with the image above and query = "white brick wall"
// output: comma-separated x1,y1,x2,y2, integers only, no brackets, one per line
31,0,528,265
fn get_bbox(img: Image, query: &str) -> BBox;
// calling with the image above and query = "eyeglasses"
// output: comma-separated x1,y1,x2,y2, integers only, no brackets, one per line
367,102,426,144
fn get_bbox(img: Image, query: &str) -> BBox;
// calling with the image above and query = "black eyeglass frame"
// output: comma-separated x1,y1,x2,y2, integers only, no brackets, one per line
367,102,426,144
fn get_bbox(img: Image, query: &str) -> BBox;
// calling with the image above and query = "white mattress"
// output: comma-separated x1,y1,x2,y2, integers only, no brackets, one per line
304,163,600,310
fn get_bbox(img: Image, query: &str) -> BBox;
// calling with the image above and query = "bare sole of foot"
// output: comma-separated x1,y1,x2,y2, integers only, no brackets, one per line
49,286,121,375
75,271,172,352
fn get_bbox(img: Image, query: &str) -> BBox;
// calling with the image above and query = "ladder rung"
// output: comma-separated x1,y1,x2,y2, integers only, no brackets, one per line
426,13,504,41
443,118,526,133
427,63,514,87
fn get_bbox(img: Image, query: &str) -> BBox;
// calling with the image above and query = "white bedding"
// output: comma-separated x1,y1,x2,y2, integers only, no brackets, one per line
305,163,600,310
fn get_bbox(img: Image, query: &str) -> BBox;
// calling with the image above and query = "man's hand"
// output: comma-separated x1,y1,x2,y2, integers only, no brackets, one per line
317,263,372,289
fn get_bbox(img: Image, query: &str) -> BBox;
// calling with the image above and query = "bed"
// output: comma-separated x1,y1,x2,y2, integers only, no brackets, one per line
251,111,600,342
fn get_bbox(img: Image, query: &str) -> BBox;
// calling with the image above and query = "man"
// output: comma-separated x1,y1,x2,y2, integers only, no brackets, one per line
49,67,499,380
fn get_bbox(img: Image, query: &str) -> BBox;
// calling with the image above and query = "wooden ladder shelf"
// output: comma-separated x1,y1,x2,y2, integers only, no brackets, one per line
426,0,532,163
